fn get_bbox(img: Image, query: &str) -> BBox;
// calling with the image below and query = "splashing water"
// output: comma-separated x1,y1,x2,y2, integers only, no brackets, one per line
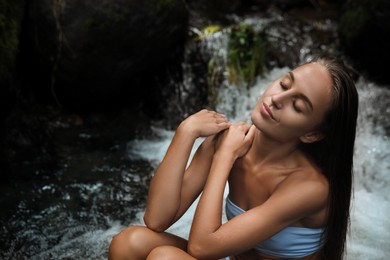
2,13,389,260
127,66,390,259
125,21,390,258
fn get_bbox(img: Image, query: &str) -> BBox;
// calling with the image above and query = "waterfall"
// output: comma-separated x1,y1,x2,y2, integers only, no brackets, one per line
128,27,390,259
128,74,390,260
1,13,388,260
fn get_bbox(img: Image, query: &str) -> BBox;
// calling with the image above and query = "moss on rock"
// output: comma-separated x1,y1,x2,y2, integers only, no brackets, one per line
227,24,268,88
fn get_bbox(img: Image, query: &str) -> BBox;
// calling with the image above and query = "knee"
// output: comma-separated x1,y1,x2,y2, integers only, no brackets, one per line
109,226,149,260
146,246,184,260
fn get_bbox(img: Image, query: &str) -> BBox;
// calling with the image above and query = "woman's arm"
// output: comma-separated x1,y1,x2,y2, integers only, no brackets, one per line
143,110,230,232
187,123,255,256
187,124,328,259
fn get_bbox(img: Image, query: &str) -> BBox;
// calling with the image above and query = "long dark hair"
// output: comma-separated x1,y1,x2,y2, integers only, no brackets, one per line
299,56,359,260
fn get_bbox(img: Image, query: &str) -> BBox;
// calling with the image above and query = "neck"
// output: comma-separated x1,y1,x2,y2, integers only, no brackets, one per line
248,128,301,164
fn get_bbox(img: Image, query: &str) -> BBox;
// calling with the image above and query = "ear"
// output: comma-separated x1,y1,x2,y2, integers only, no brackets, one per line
299,131,325,144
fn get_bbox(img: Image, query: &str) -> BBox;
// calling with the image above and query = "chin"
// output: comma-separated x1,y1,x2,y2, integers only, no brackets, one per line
250,110,262,129
250,110,256,123
251,103,261,120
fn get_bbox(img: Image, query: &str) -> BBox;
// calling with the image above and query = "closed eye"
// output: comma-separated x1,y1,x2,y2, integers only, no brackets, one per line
293,101,302,113
279,81,288,90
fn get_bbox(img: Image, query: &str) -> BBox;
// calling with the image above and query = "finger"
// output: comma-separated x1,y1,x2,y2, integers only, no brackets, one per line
241,123,252,133
215,115,229,124
231,122,245,129
209,110,224,116
213,111,227,118
244,125,256,141
217,121,231,131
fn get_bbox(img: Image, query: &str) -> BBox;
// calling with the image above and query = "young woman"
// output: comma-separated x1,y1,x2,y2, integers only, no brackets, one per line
109,56,358,260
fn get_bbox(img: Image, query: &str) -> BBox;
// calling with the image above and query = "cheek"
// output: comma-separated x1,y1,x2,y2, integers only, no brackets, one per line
280,114,314,133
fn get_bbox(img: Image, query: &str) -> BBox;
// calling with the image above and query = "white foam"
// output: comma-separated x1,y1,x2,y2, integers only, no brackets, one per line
126,69,390,259
31,220,124,260
347,190,390,260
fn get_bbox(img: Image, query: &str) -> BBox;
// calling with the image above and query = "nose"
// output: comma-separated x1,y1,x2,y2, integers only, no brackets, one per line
271,91,288,109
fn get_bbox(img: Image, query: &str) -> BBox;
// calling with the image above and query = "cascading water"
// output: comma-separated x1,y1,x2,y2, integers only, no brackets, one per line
1,13,389,260
127,73,390,260
127,20,390,260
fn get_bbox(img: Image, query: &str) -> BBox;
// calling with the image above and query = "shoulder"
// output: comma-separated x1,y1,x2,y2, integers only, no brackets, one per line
279,151,329,202
284,167,329,192
263,168,329,225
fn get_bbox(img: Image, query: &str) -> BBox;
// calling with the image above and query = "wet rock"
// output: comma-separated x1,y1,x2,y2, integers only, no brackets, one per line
186,0,241,25
0,105,58,181
241,0,311,11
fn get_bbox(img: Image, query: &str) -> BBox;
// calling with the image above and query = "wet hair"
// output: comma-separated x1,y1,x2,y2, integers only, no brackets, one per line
299,56,359,260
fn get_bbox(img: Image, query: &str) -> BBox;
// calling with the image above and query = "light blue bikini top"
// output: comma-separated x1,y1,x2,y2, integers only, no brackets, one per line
225,196,326,258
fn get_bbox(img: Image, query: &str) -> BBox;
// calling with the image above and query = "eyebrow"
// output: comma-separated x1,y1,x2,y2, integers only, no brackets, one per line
287,71,314,112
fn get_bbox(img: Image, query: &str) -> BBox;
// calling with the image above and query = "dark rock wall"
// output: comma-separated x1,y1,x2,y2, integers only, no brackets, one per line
23,0,189,111
338,0,390,85
1,0,389,180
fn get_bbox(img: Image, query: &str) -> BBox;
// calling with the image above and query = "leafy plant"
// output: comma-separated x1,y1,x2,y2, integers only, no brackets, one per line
227,24,268,88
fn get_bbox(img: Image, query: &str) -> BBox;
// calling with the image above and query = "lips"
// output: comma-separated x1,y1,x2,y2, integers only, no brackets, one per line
261,102,276,120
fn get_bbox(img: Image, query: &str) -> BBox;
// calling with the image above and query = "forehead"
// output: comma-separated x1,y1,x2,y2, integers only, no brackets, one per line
291,63,333,112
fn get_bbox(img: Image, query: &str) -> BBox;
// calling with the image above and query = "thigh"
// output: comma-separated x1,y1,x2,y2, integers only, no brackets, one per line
146,245,196,260
146,245,232,260
109,225,187,260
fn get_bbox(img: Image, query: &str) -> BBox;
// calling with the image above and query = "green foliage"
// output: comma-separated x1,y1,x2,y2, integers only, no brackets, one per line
227,24,268,88
205,24,269,108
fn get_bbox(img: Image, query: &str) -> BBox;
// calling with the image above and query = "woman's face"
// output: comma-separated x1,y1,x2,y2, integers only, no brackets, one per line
251,62,333,143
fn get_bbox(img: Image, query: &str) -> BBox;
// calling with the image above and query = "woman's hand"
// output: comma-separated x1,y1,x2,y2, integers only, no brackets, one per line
215,123,256,159
178,109,231,138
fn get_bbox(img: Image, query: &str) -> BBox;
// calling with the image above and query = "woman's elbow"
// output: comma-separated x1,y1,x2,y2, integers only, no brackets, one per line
143,213,168,233
187,239,210,259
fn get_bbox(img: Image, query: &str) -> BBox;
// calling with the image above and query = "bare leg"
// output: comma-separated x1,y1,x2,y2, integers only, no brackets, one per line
146,245,232,260
146,246,197,260
109,226,187,260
